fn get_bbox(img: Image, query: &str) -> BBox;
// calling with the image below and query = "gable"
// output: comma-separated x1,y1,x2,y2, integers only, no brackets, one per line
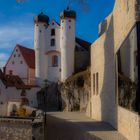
5,45,27,69
48,20,60,29
5,44,35,69
18,45,35,69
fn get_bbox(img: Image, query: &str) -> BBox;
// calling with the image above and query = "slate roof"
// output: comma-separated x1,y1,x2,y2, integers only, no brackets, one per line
76,37,91,51
60,9,76,19
34,12,49,24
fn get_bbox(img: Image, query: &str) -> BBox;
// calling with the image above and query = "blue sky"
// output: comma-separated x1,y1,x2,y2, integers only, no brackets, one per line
0,0,115,67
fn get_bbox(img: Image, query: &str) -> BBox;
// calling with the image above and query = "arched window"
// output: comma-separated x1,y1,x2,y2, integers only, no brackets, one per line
12,104,17,112
51,29,55,36
52,55,58,67
51,39,55,46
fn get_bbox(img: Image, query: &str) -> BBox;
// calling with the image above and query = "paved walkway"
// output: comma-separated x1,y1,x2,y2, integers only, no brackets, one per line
46,112,127,140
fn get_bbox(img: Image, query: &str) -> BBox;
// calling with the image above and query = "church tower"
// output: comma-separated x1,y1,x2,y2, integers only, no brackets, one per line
60,8,76,82
34,12,49,85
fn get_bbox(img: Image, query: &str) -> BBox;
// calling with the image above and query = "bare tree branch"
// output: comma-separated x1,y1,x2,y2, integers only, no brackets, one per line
68,0,90,12
16,0,26,3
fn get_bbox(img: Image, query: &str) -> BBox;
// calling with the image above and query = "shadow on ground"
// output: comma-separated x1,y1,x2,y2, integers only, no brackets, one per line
45,112,126,140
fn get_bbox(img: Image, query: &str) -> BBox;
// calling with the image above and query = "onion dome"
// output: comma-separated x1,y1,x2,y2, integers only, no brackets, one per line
34,12,49,24
60,7,76,19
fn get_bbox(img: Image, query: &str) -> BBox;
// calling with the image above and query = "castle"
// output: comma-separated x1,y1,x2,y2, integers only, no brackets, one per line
0,8,90,115
5,9,90,86
0,1,140,140
34,9,90,85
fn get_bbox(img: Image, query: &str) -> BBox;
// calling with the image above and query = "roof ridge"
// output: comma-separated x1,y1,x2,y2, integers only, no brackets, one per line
76,37,91,45
17,44,34,51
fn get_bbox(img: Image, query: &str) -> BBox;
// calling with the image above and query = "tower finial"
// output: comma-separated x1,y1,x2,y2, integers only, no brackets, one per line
66,6,70,11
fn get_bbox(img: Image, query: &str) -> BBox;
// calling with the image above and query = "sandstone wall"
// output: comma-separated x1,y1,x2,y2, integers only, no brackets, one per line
113,0,136,52
118,106,139,140
91,0,139,130
91,14,117,128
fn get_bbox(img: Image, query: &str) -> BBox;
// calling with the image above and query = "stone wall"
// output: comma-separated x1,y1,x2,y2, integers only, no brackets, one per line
0,118,44,140
91,0,140,130
113,0,136,53
59,68,91,113
118,106,139,140
91,14,117,128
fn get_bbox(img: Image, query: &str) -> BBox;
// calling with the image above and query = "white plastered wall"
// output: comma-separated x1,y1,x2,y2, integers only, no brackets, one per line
0,80,40,116
5,46,28,84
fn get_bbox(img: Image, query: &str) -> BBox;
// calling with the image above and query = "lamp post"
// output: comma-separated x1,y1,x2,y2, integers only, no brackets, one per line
43,80,50,140
43,85,47,140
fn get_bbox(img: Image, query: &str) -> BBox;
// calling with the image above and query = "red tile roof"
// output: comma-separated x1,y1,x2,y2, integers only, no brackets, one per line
17,44,35,69
0,69,37,89
5,44,35,69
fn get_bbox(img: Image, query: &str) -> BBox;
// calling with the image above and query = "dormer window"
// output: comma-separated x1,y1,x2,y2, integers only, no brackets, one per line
51,29,55,36
51,39,55,46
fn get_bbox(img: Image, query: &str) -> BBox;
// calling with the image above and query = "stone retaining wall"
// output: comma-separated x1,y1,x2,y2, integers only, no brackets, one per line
118,106,140,140
0,118,44,140
59,68,91,113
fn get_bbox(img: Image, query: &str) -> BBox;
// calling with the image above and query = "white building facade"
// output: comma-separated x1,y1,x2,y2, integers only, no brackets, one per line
5,44,35,85
0,72,40,116
34,9,90,85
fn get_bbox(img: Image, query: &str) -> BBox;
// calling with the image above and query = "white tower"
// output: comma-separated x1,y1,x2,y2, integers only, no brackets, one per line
60,9,76,82
34,12,49,85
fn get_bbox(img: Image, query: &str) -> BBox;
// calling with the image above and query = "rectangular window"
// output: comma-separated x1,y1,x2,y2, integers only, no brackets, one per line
96,72,99,95
93,74,95,95
51,29,55,36
134,51,138,66
52,55,58,67
51,39,55,46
